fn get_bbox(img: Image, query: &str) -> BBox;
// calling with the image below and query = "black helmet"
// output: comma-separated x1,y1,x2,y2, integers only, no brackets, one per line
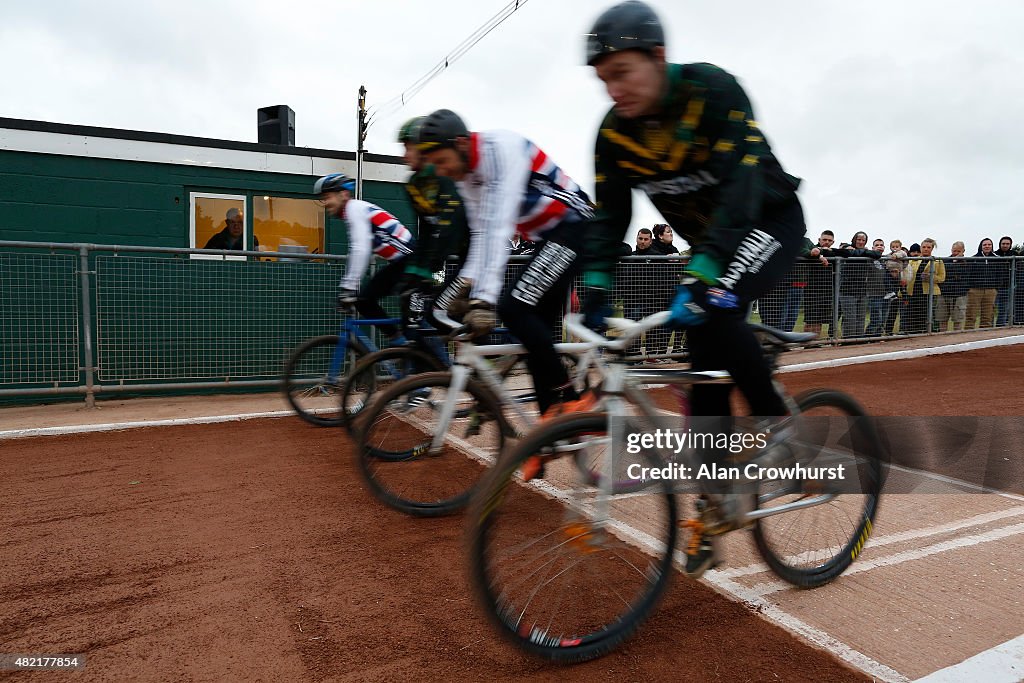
313,173,355,194
415,109,469,151
397,116,424,144
585,1,664,66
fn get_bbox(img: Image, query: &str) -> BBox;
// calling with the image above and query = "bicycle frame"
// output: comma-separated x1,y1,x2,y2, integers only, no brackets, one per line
427,310,600,453
563,313,838,526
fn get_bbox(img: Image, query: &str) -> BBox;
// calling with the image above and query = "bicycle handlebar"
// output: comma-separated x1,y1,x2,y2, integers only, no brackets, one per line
430,308,478,342
431,308,458,331
564,311,671,352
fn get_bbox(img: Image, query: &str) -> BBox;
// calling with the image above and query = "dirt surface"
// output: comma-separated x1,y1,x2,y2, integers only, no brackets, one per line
1,421,867,682
2,342,1023,681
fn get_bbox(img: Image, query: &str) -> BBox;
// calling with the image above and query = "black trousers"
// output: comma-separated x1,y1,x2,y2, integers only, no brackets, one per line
904,294,929,334
689,199,807,419
497,222,586,414
356,259,407,337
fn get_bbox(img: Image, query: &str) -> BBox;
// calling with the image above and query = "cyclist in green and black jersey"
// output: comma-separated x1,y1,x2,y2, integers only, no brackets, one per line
396,117,470,306
581,1,808,577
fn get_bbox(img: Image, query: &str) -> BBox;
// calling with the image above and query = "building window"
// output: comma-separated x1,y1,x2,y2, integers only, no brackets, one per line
190,192,247,260
252,196,325,259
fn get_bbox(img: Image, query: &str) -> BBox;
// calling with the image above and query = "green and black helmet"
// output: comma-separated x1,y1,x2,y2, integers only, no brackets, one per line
415,109,469,152
585,1,664,66
397,116,425,144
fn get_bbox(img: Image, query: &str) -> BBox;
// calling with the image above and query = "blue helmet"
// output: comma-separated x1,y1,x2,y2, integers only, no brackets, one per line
314,173,356,194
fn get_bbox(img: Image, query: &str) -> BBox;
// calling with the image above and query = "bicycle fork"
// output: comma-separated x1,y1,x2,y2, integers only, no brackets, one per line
430,363,471,454
590,362,629,529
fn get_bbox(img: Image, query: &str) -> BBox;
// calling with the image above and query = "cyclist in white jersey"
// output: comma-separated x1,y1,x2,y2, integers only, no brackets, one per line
415,109,598,433
315,173,414,340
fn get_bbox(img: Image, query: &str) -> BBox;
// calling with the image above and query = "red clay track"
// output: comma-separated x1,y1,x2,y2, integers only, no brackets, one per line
2,345,1023,681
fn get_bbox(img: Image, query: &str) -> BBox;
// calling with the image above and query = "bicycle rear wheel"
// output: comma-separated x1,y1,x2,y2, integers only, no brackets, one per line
340,346,445,432
281,335,366,427
356,371,508,516
753,389,884,587
468,413,678,663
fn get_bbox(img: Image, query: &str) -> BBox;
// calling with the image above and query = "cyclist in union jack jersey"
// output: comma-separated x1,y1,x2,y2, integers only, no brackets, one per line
416,109,597,432
315,173,415,341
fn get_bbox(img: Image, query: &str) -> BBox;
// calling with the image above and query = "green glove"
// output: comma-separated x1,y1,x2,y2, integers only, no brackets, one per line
685,252,724,286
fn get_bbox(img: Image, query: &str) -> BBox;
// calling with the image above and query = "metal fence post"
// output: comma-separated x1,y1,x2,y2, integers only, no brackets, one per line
831,258,841,341
78,245,96,407
926,258,935,333
1011,257,1018,326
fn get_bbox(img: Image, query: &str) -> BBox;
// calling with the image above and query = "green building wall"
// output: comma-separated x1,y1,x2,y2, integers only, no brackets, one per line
0,149,414,252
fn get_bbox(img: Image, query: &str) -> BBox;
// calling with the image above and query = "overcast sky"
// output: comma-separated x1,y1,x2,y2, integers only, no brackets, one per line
3,0,1024,253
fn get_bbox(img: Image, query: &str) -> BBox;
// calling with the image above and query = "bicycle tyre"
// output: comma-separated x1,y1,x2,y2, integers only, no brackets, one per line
752,389,884,587
339,346,446,432
356,371,510,517
281,335,367,427
468,412,678,663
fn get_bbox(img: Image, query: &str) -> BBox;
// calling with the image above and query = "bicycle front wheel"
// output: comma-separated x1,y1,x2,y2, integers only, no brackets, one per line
340,346,445,432
753,389,884,587
468,413,678,663
281,335,365,427
356,371,508,516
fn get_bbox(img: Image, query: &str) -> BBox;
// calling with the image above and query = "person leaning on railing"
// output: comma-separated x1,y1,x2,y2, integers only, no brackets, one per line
966,237,1000,329
834,231,878,339
800,230,836,339
937,241,970,331
994,236,1015,326
901,238,945,334
865,238,896,337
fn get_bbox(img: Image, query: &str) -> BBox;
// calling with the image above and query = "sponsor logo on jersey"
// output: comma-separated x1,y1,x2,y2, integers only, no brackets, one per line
638,171,719,197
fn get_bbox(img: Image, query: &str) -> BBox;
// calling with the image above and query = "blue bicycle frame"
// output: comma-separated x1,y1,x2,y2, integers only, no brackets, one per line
331,315,455,381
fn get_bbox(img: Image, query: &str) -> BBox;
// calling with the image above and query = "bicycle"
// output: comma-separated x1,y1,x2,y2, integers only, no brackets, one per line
466,311,886,663
352,309,601,517
281,315,404,427
338,312,454,431
339,300,539,432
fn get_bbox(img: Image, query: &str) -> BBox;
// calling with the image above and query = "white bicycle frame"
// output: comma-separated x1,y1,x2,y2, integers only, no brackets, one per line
427,310,601,452
562,313,836,525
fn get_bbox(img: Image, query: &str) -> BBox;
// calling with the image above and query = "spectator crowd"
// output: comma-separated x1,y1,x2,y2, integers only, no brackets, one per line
619,225,1024,340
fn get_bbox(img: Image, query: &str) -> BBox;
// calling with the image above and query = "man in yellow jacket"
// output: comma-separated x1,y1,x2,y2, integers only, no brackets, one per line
902,238,946,333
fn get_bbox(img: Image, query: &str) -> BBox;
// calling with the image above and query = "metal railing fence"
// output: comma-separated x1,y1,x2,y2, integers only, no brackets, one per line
1,240,1021,405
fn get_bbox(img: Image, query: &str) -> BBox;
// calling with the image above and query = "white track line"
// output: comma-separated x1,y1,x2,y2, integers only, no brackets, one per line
780,334,1024,373
914,633,1024,682
413,411,905,681
717,505,1024,579
430,433,907,682
509,473,909,681
6,334,1023,441
0,411,293,440
886,463,1024,503
701,570,910,683
746,520,1024,597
